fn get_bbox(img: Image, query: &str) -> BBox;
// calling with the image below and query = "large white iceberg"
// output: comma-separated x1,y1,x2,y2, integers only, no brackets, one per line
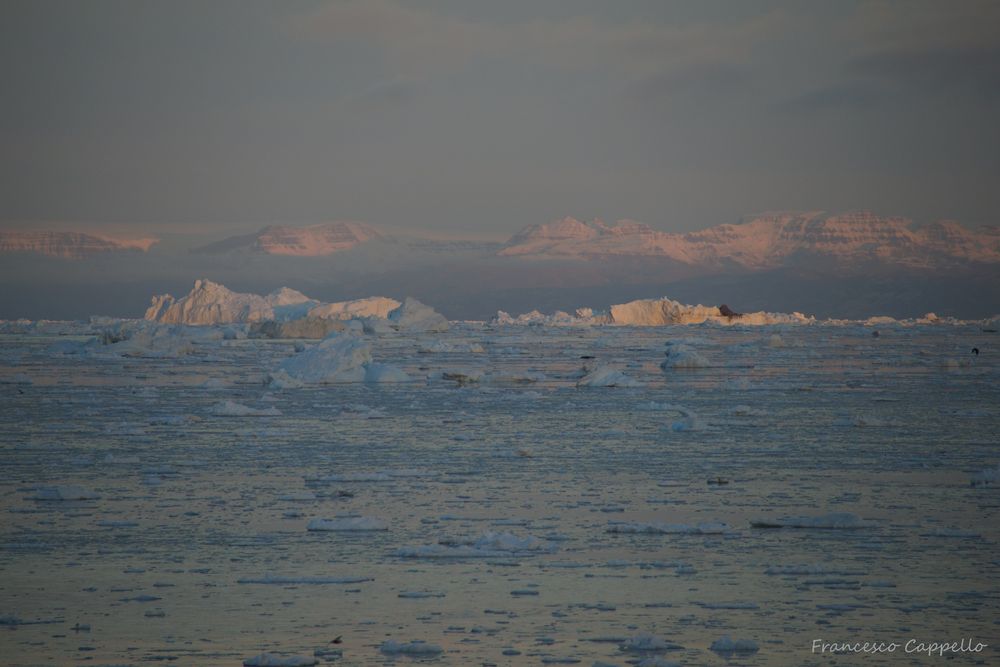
388,297,449,332
611,296,813,326
146,279,317,324
307,296,400,320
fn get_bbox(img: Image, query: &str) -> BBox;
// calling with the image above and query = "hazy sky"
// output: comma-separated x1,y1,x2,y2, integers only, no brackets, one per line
2,0,998,236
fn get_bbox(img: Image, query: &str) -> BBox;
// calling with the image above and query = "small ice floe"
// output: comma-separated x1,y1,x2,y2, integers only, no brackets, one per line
441,369,485,385
267,370,305,390
396,531,555,559
576,365,643,388
485,370,547,384
660,405,701,432
382,468,438,479
210,400,281,417
751,512,873,529
729,404,766,417
364,363,410,383
698,601,760,610
660,342,710,370
919,527,981,539
833,415,888,427
634,659,681,667
237,574,373,585
970,464,999,487
418,340,484,353
96,520,138,528
277,492,317,502
308,472,392,483
307,516,387,532
243,654,318,666
710,636,759,655
201,378,227,390
620,633,683,652
764,564,863,576
397,591,446,598
31,485,100,501
379,640,444,656
607,521,732,535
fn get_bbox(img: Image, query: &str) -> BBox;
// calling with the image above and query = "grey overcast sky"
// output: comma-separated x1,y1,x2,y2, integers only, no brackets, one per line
2,0,998,236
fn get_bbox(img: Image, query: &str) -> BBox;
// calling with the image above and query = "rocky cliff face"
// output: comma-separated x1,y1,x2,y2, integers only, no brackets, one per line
497,212,1000,268
0,231,158,258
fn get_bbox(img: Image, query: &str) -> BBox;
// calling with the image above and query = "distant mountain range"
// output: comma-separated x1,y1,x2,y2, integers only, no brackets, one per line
2,211,999,321
497,212,1000,269
0,230,158,258
5,212,998,269
194,221,380,256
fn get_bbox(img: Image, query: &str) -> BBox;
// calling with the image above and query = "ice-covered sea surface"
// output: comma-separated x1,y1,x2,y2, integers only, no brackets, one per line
1,322,998,665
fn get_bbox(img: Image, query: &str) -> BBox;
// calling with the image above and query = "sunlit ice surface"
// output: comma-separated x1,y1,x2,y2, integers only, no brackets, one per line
1,322,997,665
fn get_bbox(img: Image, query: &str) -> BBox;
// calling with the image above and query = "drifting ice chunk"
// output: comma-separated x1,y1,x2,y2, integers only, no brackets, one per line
765,564,836,575
363,363,410,383
388,297,449,332
32,485,100,501
620,633,681,651
310,472,392,482
307,517,387,531
608,521,732,535
278,333,371,383
970,464,999,487
380,640,444,656
237,574,372,585
398,591,446,598
397,531,555,558
576,366,643,387
243,653,318,666
660,342,710,370
267,370,305,389
710,636,759,655
210,401,281,417
751,512,872,529
635,659,681,667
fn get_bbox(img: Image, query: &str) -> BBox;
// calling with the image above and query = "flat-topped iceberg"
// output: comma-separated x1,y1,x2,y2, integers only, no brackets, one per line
491,296,811,327
307,296,400,320
611,296,813,326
